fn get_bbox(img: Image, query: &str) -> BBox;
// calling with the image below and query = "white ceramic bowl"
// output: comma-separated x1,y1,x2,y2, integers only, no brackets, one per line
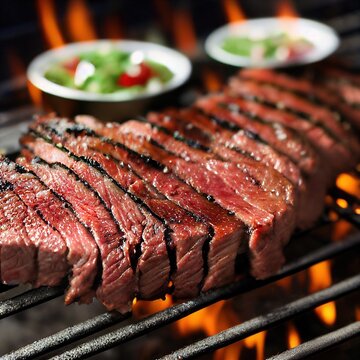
27,40,192,121
205,18,340,68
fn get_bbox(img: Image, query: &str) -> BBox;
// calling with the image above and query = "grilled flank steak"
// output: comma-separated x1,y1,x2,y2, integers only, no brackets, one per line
0,68,359,313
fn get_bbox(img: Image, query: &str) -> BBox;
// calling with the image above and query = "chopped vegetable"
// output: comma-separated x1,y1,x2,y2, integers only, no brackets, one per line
222,32,314,62
44,48,174,95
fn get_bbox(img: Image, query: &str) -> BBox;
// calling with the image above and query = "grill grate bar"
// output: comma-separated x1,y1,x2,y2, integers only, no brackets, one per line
0,286,64,320
268,321,360,360
15,234,357,360
159,275,360,360
3,312,128,360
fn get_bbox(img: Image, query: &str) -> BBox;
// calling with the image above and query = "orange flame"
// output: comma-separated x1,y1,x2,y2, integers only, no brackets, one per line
202,68,223,92
308,261,337,326
276,275,292,290
36,0,65,48
222,0,246,23
175,301,242,359
243,331,267,360
276,0,299,18
176,301,226,336
27,81,42,107
132,295,173,318
172,7,197,55
66,0,97,42
356,307,360,321
287,323,301,349
336,173,360,198
332,219,352,242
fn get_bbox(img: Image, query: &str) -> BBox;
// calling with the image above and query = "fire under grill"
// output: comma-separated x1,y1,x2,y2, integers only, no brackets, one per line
1,1,360,359
0,179,359,359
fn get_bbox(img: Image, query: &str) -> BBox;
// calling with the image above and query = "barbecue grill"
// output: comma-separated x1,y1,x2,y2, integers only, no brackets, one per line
0,0,359,359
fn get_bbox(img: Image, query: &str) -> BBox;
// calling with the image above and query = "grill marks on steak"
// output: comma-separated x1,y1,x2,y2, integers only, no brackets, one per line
22,131,170,302
0,159,97,304
146,109,327,228
73,117,245,291
228,77,360,166
149,108,301,183
17,154,134,313
26,119,211,299
75,117,296,279
239,69,360,129
195,94,317,176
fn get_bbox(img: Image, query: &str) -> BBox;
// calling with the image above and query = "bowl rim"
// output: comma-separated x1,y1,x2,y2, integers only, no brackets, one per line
205,17,340,68
27,39,192,102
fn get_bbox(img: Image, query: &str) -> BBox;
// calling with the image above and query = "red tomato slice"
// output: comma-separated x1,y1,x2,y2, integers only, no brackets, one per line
118,62,154,87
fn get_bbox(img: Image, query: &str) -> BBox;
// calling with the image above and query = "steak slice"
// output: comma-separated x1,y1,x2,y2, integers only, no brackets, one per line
17,155,134,313
0,158,97,304
150,108,302,181
239,68,360,131
228,77,360,162
22,131,170,302
76,116,296,279
75,116,245,291
195,94,317,176
27,119,210,299
0,185,36,285
146,110,324,228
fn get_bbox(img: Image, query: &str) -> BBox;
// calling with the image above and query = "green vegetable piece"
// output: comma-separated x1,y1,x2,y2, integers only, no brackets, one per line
44,65,75,88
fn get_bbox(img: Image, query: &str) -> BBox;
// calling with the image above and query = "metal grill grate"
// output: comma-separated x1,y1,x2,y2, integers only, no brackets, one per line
0,182,359,359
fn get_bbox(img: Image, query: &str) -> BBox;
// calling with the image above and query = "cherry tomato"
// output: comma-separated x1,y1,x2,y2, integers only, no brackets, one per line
63,57,81,73
118,62,154,87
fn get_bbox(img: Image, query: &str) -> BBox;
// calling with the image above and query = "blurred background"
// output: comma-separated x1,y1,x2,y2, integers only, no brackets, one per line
0,0,359,113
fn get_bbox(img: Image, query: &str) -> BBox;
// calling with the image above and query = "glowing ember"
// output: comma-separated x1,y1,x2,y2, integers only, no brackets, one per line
336,173,360,198
36,0,65,48
222,0,246,23
276,0,299,19
308,261,337,326
287,323,301,349
66,0,97,42
336,198,348,209
243,331,267,360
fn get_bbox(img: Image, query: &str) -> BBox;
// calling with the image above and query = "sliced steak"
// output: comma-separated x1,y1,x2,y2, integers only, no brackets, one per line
150,108,302,182
228,77,360,163
0,185,36,285
239,68,360,130
22,131,170,302
146,110,324,228
76,116,296,279
0,158,97,304
27,120,210,299
17,155,134,313
195,94,318,176
75,116,245,291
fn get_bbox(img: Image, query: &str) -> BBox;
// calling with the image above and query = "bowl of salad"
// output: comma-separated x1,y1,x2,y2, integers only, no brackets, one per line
205,18,339,68
27,40,192,120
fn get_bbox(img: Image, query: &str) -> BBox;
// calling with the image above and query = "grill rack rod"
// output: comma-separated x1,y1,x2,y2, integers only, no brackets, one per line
268,321,360,360
159,275,360,360
5,233,357,360
0,286,63,320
